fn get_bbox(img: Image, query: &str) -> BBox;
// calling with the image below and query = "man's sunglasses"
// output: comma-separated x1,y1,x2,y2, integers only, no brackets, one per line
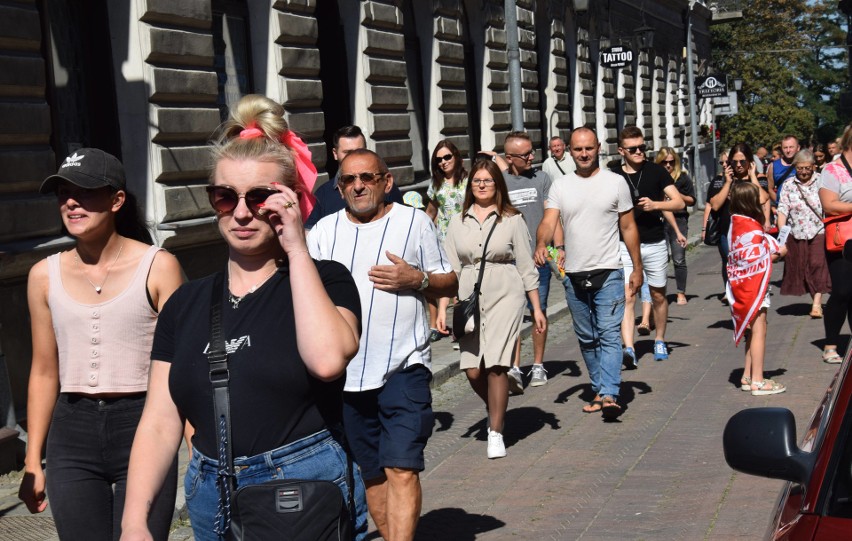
206,185,277,216
339,171,387,186
507,150,535,159
435,153,453,162
622,145,647,154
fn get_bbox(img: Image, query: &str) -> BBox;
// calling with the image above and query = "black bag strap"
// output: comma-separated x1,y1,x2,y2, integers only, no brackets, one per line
554,160,565,175
841,154,852,178
208,271,354,536
791,181,823,221
472,216,499,295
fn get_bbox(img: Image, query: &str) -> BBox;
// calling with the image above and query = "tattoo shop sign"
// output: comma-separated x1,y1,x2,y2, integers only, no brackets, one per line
600,46,634,69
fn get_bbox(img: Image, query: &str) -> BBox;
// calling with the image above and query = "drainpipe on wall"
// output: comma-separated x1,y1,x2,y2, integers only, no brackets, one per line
686,0,704,207
505,0,524,132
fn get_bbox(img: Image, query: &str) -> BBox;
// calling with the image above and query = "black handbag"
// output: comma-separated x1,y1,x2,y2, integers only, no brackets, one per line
704,211,721,246
452,218,498,340
207,272,354,541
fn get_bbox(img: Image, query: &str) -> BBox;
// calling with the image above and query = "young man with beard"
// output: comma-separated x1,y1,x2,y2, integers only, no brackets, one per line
610,127,684,365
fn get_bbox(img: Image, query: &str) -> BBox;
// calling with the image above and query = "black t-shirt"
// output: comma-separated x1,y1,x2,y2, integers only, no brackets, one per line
706,175,769,236
672,173,695,218
152,260,361,458
610,161,674,243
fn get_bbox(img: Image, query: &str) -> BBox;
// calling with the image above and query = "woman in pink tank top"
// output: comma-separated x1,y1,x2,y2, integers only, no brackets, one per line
18,148,184,541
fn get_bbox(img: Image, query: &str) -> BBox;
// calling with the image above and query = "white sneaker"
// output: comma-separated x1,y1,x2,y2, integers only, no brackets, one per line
529,364,548,387
487,431,506,459
507,367,524,395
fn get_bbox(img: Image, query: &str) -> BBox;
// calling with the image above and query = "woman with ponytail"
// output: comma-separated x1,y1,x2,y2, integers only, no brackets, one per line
120,95,368,540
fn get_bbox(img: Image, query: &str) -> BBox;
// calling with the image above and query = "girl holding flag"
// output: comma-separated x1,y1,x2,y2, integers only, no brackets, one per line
726,182,787,396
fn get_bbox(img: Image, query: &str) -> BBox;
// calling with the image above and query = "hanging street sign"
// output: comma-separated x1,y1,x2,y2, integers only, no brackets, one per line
696,74,728,98
600,45,634,69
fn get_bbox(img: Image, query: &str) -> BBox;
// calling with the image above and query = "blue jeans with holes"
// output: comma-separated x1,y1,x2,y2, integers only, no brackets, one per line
184,429,368,541
562,269,626,400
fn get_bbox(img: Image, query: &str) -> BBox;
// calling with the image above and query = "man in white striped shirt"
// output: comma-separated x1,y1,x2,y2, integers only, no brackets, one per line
307,148,457,541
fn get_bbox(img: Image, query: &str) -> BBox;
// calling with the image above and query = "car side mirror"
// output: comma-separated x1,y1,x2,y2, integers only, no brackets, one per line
723,407,814,485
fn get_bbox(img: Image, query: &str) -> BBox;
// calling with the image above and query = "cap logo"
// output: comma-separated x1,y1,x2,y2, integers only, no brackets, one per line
61,152,84,168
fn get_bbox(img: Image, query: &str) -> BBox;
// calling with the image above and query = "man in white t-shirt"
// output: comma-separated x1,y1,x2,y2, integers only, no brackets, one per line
535,127,643,419
541,135,576,180
307,149,457,541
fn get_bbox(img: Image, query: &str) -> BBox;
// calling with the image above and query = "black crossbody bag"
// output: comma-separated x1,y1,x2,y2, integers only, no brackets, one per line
207,272,354,541
452,218,498,340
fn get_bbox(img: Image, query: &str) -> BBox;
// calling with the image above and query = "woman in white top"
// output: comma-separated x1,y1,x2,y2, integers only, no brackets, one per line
18,148,184,540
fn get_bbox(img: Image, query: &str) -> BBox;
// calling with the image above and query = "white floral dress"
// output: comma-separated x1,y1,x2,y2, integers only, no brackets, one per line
427,178,468,242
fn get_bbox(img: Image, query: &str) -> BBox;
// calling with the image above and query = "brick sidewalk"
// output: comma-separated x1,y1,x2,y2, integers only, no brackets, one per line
414,243,838,540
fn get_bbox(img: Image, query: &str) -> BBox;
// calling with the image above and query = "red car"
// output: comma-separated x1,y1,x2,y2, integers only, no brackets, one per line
723,351,852,539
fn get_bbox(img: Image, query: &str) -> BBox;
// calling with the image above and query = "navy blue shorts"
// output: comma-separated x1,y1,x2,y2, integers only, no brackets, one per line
342,364,434,481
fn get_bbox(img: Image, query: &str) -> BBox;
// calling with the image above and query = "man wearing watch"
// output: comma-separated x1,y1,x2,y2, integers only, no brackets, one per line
307,149,457,541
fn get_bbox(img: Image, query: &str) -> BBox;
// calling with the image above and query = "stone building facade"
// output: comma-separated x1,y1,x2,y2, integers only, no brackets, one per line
0,0,713,440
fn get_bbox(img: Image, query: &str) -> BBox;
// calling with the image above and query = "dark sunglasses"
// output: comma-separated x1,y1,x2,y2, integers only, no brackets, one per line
719,161,728,166
206,185,277,216
507,150,534,159
622,145,647,154
732,159,748,165
663,159,676,165
339,171,386,186
436,153,453,162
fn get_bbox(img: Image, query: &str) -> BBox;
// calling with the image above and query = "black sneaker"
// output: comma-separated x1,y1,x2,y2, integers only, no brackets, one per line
429,329,442,343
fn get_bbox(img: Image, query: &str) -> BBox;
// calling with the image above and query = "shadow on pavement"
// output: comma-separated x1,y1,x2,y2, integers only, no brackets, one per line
554,383,597,405
810,336,849,352
776,303,814,317
727,368,789,391
433,411,454,433
544,359,580,378
460,407,560,445
411,507,505,540
708,319,734,330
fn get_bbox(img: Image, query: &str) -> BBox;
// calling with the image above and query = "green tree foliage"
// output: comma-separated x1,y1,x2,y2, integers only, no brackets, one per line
711,0,847,148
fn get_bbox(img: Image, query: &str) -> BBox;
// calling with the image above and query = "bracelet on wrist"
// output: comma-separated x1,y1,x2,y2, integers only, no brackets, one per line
555,245,565,250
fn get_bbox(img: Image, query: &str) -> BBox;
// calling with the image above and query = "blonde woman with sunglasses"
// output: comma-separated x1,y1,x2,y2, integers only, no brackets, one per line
655,147,696,305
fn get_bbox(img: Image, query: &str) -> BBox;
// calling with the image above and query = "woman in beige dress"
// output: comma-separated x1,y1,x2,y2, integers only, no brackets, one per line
437,159,546,459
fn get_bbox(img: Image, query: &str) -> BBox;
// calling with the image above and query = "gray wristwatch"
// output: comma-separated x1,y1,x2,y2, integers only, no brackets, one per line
417,271,429,291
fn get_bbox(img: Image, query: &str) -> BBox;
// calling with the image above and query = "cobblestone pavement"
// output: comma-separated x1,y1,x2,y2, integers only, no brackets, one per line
0,222,842,540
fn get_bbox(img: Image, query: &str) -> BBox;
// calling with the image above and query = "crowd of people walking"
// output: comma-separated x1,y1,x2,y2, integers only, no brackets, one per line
15,89,852,539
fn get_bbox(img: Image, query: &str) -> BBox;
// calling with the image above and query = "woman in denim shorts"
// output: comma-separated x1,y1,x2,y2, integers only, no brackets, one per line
119,95,367,541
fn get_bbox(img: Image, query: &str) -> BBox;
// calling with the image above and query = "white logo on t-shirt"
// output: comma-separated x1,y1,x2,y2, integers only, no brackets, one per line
203,335,251,355
508,188,538,206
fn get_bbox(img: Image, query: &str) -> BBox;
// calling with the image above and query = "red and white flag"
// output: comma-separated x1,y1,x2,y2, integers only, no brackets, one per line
726,214,779,345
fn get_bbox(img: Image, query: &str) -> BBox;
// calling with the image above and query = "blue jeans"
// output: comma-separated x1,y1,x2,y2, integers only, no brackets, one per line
562,269,626,399
527,264,552,312
184,429,368,541
46,393,177,541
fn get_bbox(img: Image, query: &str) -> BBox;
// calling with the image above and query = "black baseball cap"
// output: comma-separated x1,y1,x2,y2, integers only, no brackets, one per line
39,148,126,194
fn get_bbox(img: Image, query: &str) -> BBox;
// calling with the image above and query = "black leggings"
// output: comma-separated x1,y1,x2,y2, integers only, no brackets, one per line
824,252,852,348
45,393,177,541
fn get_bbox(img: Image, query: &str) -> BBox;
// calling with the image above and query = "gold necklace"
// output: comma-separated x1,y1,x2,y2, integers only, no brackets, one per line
74,243,124,294
227,263,278,309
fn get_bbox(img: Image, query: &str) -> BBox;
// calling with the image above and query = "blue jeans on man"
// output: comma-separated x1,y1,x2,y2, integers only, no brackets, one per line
562,269,626,399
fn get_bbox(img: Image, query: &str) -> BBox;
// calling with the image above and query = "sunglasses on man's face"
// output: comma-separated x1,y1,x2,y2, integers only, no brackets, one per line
622,145,647,154
339,171,386,186
436,154,453,162
206,185,277,216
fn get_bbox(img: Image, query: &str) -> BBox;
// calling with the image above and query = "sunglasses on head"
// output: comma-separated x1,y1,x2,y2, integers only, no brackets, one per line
622,145,647,154
206,185,277,216
339,171,386,186
436,153,453,162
